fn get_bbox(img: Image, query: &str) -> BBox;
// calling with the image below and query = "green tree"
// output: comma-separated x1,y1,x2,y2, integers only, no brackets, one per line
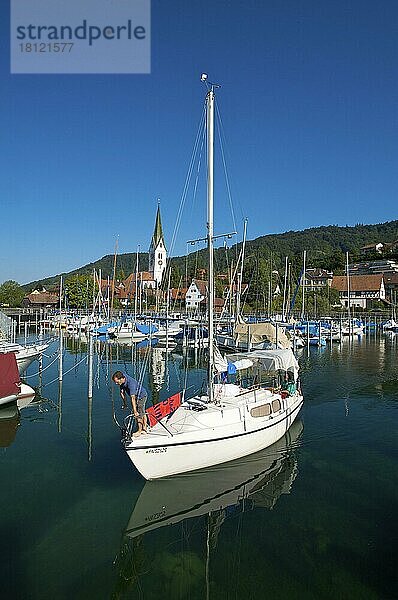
0,280,25,307
65,275,94,308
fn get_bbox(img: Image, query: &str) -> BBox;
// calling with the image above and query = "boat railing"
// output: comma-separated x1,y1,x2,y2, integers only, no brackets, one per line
123,409,175,438
0,310,14,342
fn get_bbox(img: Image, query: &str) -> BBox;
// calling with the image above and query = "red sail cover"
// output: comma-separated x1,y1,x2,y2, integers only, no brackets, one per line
146,392,182,427
0,353,20,399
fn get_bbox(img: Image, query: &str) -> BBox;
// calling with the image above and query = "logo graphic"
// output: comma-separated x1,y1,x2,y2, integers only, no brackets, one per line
11,0,151,74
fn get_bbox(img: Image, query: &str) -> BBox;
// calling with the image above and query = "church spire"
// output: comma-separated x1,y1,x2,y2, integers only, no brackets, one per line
148,201,167,286
152,202,165,249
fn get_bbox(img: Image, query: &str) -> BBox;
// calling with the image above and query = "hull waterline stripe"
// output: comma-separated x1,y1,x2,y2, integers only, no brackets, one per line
125,401,303,452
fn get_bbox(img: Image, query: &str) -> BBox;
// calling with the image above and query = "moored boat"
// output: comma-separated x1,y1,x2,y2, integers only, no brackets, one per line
0,352,35,407
0,341,49,374
120,77,304,480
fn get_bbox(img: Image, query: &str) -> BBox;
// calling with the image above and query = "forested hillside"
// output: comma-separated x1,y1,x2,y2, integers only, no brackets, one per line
24,220,398,292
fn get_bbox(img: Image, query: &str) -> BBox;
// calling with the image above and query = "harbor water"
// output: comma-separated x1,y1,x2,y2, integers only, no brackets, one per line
1,333,397,599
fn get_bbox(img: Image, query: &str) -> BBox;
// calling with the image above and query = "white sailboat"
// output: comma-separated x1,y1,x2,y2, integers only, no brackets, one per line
0,340,50,374
121,76,304,480
107,321,150,341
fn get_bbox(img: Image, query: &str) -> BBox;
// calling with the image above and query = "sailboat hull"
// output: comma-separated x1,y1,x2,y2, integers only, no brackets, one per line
0,342,49,374
126,418,303,538
124,393,303,480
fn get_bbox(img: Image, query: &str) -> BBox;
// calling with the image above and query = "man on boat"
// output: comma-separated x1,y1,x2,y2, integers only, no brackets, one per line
112,371,148,436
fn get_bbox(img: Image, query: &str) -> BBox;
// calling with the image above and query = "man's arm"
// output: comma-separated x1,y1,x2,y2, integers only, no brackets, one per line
131,394,139,417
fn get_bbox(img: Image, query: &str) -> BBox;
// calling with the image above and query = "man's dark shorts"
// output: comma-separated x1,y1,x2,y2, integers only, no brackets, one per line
136,395,148,417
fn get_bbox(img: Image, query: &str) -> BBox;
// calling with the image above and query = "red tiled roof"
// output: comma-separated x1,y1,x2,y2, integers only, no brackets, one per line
25,293,59,304
123,272,154,289
331,274,384,292
191,279,207,295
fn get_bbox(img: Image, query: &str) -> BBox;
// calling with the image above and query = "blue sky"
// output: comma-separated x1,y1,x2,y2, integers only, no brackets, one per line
1,1,397,283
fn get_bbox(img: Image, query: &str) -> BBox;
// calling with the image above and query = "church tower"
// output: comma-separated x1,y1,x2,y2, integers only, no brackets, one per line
148,204,167,285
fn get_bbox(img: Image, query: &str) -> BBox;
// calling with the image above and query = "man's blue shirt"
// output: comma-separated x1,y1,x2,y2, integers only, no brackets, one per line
121,373,147,399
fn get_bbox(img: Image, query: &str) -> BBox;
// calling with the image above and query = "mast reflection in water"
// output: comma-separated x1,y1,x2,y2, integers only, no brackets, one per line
113,419,303,598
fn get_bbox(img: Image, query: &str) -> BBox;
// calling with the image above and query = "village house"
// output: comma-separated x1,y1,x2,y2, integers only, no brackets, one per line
97,273,157,307
360,243,384,256
303,268,333,290
22,289,59,308
331,274,386,309
185,279,207,311
101,207,167,308
348,259,398,276
117,272,157,307
184,279,224,313
359,240,398,257
169,287,188,304
383,273,398,301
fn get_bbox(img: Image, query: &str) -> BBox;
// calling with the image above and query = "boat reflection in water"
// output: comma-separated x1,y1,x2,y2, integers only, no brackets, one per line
0,404,20,448
0,393,40,448
114,419,303,598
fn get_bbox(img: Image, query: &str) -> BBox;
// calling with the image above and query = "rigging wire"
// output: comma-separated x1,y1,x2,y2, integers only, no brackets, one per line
167,105,206,260
190,126,206,217
160,106,206,298
215,99,241,233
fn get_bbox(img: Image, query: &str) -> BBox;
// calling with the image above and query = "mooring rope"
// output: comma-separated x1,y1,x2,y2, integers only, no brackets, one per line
23,353,60,378
42,354,87,387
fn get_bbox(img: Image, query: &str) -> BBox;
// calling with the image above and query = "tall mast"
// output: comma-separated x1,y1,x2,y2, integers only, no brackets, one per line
206,82,215,403
236,218,247,319
134,246,139,321
301,250,306,320
282,256,288,322
110,235,119,316
346,251,351,322
59,275,63,315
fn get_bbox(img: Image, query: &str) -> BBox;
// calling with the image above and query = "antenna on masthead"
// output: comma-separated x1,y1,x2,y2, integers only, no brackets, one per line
200,73,221,91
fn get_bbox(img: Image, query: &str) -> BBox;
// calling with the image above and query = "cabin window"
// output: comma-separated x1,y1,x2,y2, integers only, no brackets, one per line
250,404,271,418
272,399,281,412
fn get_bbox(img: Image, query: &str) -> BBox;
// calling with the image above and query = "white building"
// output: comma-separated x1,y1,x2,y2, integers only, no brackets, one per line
148,205,167,286
185,279,207,311
331,274,386,309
